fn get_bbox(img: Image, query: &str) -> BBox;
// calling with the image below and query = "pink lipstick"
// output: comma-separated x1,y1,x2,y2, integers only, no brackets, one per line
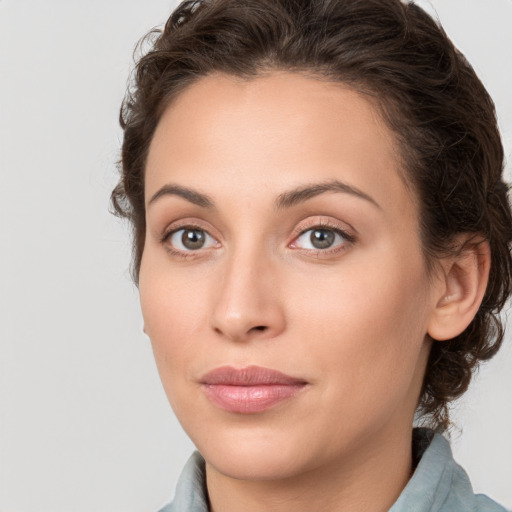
200,366,307,414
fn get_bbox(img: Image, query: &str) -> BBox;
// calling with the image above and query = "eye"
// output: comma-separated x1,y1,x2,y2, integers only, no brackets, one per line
293,227,351,251
166,227,218,252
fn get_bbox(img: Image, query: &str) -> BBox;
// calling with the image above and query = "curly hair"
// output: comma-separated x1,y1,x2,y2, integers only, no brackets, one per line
112,0,512,431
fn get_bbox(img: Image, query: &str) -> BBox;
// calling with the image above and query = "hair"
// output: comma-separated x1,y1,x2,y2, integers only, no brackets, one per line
112,0,512,431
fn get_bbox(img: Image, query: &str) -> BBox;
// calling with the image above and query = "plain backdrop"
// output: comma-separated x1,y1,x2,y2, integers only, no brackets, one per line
0,1,511,511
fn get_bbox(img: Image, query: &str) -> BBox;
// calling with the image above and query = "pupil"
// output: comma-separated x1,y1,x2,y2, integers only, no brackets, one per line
311,229,334,249
182,229,205,250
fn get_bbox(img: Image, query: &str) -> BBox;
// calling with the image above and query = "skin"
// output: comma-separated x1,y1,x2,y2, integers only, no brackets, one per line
140,72,489,512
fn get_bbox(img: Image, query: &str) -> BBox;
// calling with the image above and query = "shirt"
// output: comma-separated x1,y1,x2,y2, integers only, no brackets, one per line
158,429,508,512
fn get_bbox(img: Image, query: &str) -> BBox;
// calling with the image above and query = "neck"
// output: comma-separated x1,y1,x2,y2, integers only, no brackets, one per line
206,425,414,512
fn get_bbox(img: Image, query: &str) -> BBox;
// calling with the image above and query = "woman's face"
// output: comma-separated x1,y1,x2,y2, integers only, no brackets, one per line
140,72,439,480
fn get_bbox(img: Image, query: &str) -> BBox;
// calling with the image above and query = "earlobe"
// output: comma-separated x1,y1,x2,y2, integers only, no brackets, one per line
427,237,491,341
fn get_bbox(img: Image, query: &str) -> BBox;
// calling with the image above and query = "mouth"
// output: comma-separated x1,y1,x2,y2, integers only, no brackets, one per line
199,365,308,414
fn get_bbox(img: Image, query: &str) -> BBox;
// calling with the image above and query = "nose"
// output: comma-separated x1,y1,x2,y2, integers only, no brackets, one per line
210,246,286,342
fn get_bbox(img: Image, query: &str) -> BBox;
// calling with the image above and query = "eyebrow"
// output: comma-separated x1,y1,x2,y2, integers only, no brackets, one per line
275,180,381,210
148,184,215,208
147,179,380,211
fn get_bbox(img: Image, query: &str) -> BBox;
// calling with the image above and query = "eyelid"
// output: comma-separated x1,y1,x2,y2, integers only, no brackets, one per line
291,217,355,240
160,218,219,242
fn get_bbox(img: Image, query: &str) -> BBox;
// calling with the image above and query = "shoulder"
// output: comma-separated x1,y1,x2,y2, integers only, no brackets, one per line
473,494,510,512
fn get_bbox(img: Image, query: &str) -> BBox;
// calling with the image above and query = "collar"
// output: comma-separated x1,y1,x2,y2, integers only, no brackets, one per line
160,428,506,512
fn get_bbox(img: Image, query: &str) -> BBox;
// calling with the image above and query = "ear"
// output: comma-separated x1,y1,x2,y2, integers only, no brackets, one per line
427,237,491,341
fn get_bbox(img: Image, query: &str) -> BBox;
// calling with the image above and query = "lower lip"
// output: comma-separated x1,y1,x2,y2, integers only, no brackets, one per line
202,384,305,413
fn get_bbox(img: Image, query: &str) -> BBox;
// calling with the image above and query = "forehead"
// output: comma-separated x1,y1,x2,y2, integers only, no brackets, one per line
146,71,416,222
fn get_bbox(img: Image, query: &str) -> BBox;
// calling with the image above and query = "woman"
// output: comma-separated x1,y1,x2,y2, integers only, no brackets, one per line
112,0,512,510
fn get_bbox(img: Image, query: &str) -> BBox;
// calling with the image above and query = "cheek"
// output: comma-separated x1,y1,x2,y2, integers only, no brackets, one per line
139,255,210,390
140,243,212,332
286,249,431,401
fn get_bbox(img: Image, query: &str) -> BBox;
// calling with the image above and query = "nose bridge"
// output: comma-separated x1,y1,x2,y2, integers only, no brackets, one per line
211,237,284,341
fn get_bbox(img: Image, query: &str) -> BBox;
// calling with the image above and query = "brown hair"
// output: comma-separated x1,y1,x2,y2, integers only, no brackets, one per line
112,0,512,431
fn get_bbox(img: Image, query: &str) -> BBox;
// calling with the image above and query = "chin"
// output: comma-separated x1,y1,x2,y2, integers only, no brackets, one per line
190,421,333,482
203,444,309,481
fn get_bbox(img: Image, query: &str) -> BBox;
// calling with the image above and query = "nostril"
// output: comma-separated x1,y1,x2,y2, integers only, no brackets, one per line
252,326,267,332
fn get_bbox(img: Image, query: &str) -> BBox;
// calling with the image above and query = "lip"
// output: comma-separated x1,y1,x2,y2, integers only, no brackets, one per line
200,365,308,414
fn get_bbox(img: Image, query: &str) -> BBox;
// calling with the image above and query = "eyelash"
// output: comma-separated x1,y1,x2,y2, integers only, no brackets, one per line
161,223,218,259
160,220,356,259
291,220,356,256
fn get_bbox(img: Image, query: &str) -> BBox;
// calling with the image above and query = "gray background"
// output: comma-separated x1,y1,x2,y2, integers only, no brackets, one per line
0,1,511,511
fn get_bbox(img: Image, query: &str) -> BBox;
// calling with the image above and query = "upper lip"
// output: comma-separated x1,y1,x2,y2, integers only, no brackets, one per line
200,365,307,386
